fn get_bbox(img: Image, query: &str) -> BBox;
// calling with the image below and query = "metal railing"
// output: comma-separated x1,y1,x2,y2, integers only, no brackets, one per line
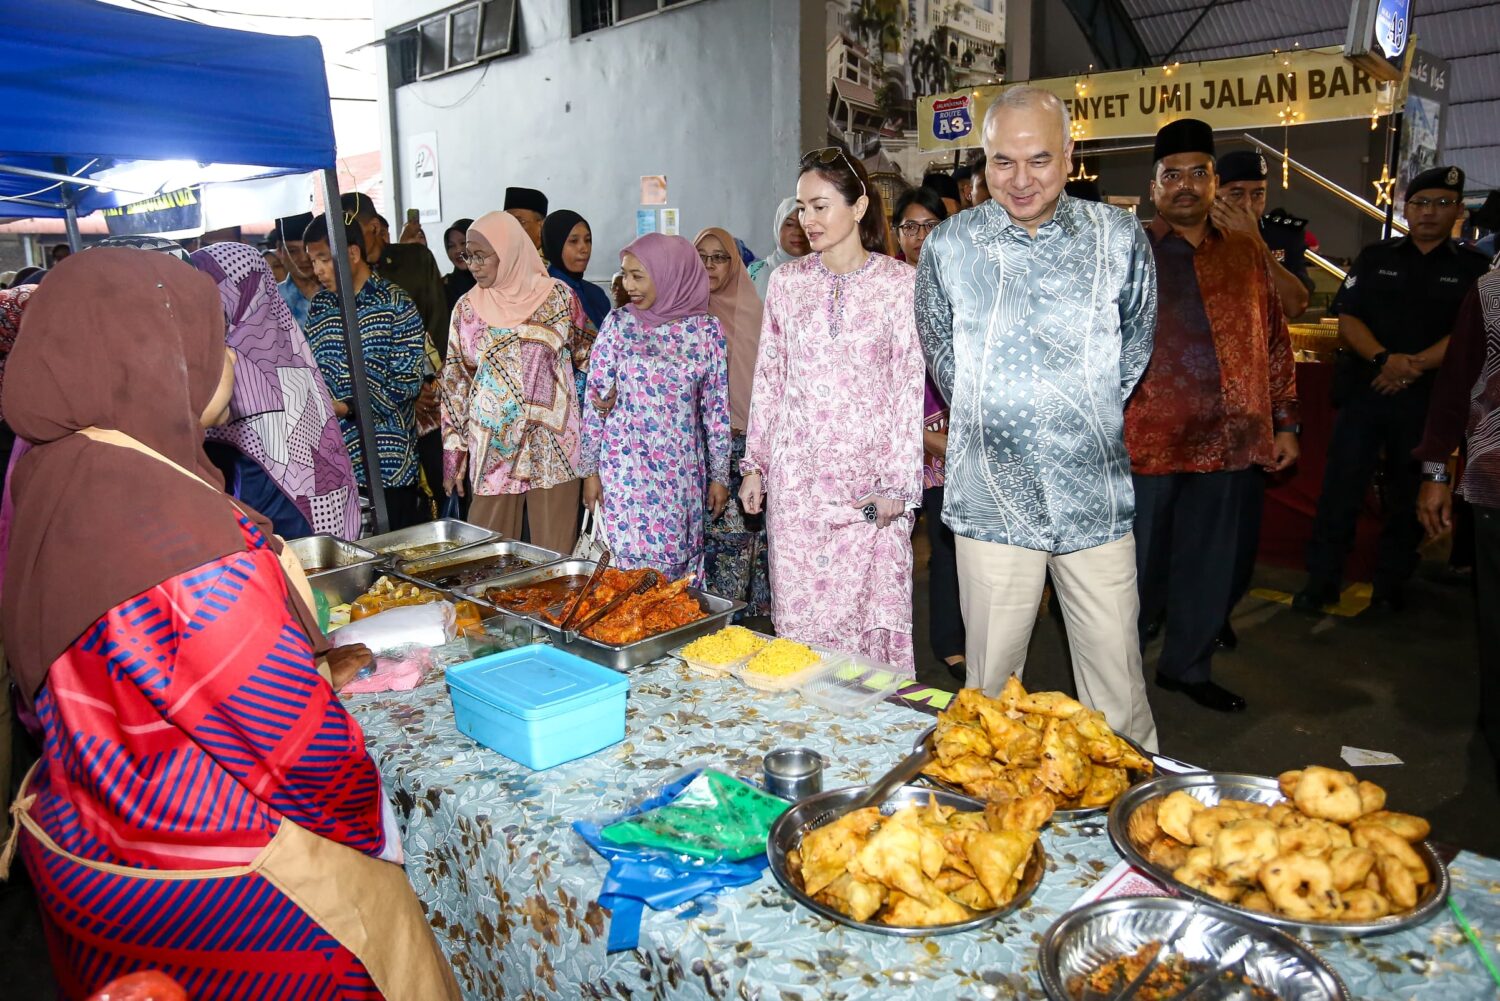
1237,134,1406,236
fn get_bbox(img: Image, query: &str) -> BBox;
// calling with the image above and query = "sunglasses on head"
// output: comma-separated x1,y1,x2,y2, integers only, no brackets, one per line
800,147,868,200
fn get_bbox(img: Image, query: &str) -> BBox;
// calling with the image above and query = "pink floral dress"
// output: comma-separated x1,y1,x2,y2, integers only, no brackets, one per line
742,253,926,674
580,308,731,582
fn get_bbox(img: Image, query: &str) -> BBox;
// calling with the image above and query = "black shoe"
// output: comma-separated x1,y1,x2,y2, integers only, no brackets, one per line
1292,583,1339,614
1368,591,1406,615
1155,674,1247,712
1216,623,1238,650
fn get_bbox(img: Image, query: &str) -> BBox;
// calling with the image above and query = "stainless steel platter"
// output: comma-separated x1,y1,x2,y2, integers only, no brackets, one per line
466,559,744,671
288,535,380,576
1038,896,1350,1001
397,539,564,588
1108,772,1449,940
359,518,500,563
308,563,502,624
766,783,1045,937
913,724,1155,824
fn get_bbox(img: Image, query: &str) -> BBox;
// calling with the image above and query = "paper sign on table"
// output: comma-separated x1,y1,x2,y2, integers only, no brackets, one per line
1070,860,1176,911
1341,745,1404,767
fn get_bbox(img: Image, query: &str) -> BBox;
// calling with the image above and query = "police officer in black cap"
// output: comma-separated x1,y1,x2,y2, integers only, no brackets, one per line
1296,165,1491,614
1213,150,1311,319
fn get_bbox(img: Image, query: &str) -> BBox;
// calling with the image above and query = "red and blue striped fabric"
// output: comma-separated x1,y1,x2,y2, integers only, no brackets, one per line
21,515,393,999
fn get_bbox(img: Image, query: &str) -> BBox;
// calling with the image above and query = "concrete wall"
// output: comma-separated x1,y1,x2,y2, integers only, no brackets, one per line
372,0,822,278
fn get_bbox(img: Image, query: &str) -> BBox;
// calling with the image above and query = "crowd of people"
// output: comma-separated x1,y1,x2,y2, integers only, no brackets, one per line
0,81,1496,996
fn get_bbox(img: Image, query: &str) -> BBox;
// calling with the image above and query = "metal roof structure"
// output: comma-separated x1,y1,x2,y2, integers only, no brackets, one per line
1114,0,1500,188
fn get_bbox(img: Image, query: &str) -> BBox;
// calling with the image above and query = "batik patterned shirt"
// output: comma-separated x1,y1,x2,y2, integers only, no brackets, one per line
915,194,1158,553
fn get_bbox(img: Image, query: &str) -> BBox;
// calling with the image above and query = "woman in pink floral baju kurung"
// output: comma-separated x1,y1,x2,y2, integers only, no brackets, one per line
742,251,926,674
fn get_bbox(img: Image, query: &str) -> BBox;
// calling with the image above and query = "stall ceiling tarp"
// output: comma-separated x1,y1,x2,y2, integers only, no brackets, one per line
1116,0,1500,189
0,0,335,218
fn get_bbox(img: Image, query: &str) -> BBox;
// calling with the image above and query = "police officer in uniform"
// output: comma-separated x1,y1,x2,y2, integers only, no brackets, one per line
1214,150,1312,320
1296,166,1491,614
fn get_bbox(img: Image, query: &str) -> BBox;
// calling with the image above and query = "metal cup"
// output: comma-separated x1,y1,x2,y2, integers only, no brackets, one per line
763,747,824,801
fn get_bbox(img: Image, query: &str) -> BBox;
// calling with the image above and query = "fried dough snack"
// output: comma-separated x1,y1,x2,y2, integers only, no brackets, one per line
923,681,1152,811
788,794,1046,927
1126,767,1434,924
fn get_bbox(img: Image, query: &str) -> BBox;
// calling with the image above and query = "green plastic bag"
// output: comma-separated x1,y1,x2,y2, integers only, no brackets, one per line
600,769,789,861
313,588,331,634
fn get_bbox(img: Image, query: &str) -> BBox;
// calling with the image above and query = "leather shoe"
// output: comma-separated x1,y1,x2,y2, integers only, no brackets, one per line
1155,674,1247,712
1368,592,1406,615
1292,583,1339,614
1216,623,1238,650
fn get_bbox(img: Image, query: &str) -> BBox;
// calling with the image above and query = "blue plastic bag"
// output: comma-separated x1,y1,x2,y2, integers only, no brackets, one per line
573,769,772,952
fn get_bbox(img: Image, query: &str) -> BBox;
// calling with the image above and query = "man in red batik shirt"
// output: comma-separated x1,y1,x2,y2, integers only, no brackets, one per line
1126,119,1300,714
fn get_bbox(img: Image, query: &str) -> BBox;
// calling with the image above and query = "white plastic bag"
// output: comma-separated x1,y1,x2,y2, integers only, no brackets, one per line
573,507,610,562
329,601,457,654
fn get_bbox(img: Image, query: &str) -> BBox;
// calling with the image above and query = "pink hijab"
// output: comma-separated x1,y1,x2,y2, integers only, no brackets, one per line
466,211,556,329
693,227,763,431
621,233,709,329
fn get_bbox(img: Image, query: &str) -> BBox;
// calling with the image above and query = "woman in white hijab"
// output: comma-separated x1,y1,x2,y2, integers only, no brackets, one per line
748,196,810,299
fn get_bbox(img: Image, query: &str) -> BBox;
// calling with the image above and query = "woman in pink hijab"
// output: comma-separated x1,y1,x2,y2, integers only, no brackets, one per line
439,211,594,552
579,234,731,583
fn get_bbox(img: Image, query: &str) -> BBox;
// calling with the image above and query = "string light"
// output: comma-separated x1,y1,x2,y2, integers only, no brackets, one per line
1372,163,1395,206
1283,149,1290,190
1070,159,1098,182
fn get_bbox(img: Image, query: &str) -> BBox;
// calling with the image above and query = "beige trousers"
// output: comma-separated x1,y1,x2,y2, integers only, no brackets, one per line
468,480,581,555
955,532,1158,751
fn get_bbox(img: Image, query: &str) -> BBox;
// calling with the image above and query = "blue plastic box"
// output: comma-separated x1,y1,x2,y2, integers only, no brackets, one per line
446,646,629,770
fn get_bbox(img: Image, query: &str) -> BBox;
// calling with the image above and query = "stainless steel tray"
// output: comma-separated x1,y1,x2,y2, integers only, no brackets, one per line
1107,772,1449,940
288,535,380,576
913,724,1153,823
359,518,500,563
467,559,745,671
766,783,1045,937
308,564,498,621
397,539,564,588
1039,896,1350,1001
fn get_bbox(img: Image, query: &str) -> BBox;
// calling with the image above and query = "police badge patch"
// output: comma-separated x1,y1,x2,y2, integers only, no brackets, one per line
1447,166,1460,186
1259,155,1268,176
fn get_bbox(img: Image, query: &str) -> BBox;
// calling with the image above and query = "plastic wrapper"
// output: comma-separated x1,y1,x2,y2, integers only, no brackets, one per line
339,644,433,694
573,766,776,952
329,601,456,654
598,768,788,861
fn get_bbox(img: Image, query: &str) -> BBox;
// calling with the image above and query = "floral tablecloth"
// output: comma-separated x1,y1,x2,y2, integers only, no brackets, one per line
344,658,1500,1001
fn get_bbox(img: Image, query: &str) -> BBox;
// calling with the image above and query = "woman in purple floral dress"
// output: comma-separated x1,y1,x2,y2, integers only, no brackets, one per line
581,234,731,583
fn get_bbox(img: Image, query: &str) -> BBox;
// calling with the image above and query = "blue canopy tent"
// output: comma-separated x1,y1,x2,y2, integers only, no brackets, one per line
0,0,391,530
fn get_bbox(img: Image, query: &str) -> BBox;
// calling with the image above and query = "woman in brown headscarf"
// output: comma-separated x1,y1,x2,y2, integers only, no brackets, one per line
0,249,457,1001
694,227,771,615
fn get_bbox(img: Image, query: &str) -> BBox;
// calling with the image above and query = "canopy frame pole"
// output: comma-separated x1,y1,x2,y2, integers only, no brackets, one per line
63,198,82,252
319,168,389,535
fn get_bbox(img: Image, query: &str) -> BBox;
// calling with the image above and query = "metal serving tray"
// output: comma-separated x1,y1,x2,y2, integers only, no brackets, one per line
1107,772,1449,940
288,535,380,576
308,563,494,619
398,539,564,589
1038,896,1350,1001
913,724,1154,824
766,783,1045,937
467,559,744,671
359,518,499,563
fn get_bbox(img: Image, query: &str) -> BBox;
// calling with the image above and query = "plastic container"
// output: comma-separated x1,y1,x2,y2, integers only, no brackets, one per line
734,641,832,693
671,628,770,678
446,646,629,770
795,652,904,715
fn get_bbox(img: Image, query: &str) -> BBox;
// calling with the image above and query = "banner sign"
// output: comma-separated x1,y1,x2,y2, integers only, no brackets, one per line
102,186,202,236
917,46,1399,150
1397,49,1450,212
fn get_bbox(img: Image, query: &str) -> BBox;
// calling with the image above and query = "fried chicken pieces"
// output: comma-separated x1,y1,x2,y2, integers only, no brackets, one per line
921,680,1152,811
524,568,705,644
1130,768,1433,923
784,793,1047,927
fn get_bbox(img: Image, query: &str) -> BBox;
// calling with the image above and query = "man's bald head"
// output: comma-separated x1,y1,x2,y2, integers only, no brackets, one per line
980,86,1075,235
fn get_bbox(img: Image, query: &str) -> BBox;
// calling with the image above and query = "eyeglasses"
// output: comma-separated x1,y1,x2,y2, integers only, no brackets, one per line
1407,197,1457,210
458,250,492,266
800,146,868,199
896,220,940,237
698,253,732,267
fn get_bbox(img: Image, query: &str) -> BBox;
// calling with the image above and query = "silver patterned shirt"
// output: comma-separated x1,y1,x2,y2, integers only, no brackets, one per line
915,194,1158,553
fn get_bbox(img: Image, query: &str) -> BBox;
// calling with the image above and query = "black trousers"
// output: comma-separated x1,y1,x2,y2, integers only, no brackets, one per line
383,484,428,531
923,486,965,662
1228,469,1266,616
1134,469,1251,684
1475,505,1500,773
1305,388,1427,596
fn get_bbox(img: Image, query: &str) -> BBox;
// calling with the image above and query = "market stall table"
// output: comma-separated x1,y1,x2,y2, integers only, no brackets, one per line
344,659,1500,1000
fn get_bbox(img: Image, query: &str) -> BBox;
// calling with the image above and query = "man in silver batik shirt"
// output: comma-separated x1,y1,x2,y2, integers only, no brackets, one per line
915,85,1160,750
